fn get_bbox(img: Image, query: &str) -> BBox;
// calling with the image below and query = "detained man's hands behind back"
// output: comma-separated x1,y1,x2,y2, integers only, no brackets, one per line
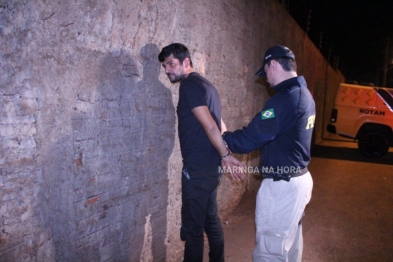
221,155,245,181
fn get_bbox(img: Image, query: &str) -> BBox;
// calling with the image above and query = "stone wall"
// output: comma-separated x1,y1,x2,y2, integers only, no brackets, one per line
0,0,343,261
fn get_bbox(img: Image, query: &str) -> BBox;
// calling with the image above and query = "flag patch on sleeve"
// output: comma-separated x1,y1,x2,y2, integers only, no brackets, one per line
261,108,275,119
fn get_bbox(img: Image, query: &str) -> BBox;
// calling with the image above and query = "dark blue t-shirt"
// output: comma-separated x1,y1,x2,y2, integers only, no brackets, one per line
177,72,221,170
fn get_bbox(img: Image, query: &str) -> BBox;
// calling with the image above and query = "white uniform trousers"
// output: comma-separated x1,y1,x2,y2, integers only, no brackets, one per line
252,172,313,262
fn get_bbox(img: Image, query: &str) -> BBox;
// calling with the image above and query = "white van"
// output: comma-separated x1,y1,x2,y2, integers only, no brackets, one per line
327,82,393,157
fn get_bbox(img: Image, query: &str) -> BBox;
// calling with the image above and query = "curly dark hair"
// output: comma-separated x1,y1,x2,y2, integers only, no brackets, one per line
158,43,193,67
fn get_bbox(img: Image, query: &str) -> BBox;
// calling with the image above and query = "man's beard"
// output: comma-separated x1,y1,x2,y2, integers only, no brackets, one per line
168,73,186,83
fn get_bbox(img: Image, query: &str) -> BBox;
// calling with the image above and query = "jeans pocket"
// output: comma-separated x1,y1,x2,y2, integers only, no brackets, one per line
183,166,220,193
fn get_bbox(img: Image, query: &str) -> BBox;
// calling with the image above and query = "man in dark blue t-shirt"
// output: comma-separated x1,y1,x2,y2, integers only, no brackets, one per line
158,43,244,262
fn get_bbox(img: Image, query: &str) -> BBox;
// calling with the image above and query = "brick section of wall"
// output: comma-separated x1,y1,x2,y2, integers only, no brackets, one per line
0,0,343,261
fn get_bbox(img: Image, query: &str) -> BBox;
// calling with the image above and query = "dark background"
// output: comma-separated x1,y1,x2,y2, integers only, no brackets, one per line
282,0,393,87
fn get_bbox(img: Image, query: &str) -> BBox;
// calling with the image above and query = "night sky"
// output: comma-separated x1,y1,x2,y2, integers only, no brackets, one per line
286,0,393,87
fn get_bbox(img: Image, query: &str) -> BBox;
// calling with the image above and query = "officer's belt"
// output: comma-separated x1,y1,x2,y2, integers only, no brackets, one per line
262,167,308,182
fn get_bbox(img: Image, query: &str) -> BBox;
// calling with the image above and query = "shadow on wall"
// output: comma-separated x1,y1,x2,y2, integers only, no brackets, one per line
131,44,176,260
38,44,175,261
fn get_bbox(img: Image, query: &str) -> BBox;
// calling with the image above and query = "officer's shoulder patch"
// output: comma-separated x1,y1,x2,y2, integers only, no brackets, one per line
261,108,275,120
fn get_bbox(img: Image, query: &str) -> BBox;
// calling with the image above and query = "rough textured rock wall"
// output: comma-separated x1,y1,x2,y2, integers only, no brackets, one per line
0,0,343,261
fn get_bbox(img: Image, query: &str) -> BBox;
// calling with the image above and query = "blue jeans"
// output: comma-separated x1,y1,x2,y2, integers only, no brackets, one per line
181,166,224,262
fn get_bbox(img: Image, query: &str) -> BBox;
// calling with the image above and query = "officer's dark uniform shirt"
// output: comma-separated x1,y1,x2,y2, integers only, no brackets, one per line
224,76,315,176
177,72,222,170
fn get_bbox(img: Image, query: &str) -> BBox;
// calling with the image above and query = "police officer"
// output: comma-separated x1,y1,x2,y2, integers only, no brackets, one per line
223,45,315,261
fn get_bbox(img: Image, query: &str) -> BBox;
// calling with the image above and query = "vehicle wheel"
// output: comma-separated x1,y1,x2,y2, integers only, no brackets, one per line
358,132,389,157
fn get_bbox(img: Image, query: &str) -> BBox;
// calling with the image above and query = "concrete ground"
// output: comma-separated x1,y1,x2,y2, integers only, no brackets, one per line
207,141,393,261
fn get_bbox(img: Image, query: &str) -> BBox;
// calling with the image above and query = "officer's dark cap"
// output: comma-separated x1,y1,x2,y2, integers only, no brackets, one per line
256,45,295,77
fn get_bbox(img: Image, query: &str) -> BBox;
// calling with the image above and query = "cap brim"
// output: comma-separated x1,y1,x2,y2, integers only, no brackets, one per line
255,65,266,77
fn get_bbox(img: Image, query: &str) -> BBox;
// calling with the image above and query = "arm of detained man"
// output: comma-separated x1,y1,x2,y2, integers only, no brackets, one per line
192,106,245,181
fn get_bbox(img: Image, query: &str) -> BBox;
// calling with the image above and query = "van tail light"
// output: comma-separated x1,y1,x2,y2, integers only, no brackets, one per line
330,109,338,123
